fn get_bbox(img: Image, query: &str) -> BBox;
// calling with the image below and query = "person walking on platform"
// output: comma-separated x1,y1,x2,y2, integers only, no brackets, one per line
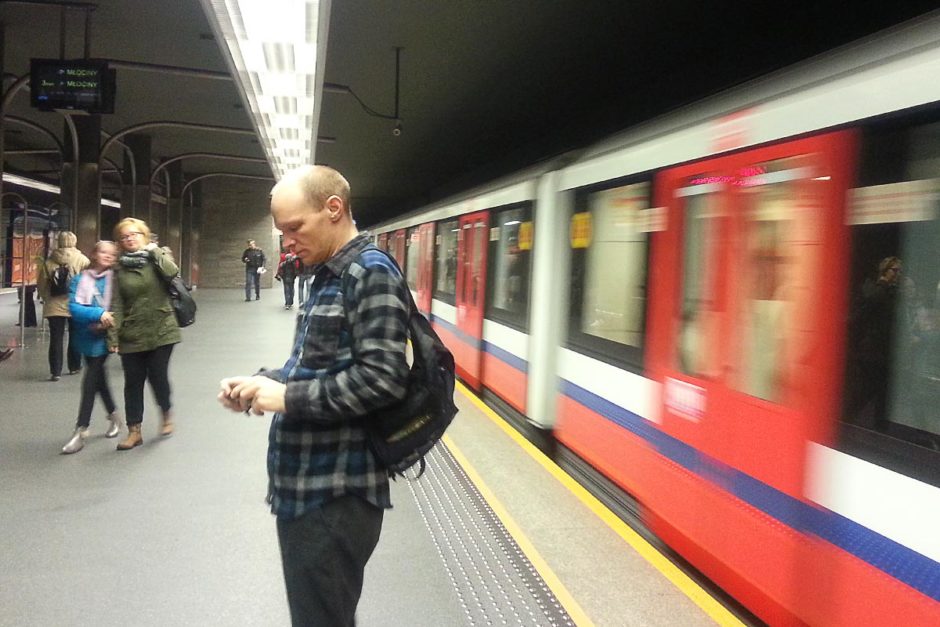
38,231,89,381
218,165,410,626
275,250,301,309
61,241,123,454
110,218,181,450
297,262,313,307
241,239,266,301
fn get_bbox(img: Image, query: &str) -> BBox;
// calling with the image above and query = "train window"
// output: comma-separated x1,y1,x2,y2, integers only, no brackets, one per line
677,185,722,379
732,156,823,403
485,204,532,330
568,180,651,371
405,226,420,291
841,117,940,466
434,218,459,304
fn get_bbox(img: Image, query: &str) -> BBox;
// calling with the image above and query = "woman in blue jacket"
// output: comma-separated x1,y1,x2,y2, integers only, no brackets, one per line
61,241,123,454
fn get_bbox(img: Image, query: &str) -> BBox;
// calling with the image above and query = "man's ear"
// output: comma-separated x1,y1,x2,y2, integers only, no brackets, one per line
325,195,344,221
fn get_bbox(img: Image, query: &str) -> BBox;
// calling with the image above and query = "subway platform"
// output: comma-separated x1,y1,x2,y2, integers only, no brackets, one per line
0,288,743,626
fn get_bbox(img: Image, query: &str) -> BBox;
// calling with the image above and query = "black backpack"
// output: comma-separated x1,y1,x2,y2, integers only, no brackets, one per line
355,250,458,478
49,264,71,297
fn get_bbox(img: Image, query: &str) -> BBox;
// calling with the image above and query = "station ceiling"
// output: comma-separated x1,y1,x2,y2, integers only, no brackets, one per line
1,1,937,226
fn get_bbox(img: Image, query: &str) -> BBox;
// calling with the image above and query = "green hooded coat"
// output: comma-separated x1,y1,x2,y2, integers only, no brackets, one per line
109,246,182,353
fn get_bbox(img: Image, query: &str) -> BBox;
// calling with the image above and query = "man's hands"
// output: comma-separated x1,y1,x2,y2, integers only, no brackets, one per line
218,376,287,416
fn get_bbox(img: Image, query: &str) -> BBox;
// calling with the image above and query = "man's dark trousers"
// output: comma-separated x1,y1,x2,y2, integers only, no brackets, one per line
276,495,384,626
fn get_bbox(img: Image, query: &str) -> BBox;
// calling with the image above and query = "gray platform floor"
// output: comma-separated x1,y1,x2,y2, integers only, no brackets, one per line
0,288,716,626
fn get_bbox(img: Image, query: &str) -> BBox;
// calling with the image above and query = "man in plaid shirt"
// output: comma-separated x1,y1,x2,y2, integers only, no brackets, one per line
219,165,410,626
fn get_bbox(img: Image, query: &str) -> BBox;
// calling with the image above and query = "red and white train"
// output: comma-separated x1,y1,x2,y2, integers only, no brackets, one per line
372,15,940,626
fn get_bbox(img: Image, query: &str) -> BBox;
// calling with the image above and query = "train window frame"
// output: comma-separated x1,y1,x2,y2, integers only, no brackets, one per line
836,108,940,489
484,202,533,332
565,173,653,374
433,217,459,306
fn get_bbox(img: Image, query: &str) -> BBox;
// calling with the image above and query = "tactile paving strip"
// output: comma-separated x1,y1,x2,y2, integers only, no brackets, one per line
406,443,575,626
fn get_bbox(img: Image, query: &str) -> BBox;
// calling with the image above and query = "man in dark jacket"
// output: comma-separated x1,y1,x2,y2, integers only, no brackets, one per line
275,251,302,309
241,239,266,301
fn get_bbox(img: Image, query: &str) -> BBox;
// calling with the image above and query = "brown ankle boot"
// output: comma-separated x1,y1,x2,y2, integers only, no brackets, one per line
160,411,174,437
117,424,143,450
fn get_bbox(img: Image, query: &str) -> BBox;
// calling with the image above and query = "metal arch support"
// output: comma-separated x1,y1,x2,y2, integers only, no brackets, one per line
99,130,137,215
150,152,268,186
99,122,256,162
5,116,66,155
60,113,81,232
182,172,274,207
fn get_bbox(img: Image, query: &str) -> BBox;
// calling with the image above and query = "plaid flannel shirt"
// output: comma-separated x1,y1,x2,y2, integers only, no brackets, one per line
260,233,410,519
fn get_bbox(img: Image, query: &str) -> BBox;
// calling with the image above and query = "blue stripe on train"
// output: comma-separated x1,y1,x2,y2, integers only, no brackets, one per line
560,379,940,603
430,315,528,373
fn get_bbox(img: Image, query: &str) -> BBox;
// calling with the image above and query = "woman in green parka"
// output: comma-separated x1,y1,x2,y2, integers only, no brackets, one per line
110,218,181,450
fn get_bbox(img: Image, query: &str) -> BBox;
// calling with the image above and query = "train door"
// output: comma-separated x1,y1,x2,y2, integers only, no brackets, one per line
390,229,407,269
415,223,435,315
377,232,389,252
455,211,489,389
648,131,855,620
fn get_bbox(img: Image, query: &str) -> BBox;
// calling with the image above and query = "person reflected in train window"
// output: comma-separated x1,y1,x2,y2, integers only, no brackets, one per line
218,165,409,627
110,218,182,450
846,256,902,431
37,231,90,381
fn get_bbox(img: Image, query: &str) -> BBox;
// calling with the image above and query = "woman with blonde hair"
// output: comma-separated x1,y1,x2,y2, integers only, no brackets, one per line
38,231,89,381
110,218,181,450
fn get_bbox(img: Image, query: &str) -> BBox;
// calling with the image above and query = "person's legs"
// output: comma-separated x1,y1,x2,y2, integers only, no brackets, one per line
245,269,253,301
47,316,66,378
145,343,174,414
75,354,105,428
253,271,261,299
96,353,118,416
118,350,149,449
66,318,82,373
282,278,291,307
284,279,295,308
276,496,384,627
121,351,148,426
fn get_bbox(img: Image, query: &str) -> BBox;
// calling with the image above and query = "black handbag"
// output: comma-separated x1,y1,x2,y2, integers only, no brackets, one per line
151,257,196,327
164,274,197,327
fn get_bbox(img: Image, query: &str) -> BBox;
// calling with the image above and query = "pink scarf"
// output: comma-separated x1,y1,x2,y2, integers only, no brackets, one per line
74,268,113,308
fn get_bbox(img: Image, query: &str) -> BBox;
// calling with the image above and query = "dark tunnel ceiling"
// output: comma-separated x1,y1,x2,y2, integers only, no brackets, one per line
2,1,938,227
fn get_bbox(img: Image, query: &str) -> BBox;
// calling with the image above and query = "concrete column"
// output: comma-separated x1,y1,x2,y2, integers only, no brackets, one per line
182,182,202,286
165,161,183,261
61,115,101,253
120,133,152,221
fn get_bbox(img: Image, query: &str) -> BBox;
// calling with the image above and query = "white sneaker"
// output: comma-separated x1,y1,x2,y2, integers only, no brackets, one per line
104,413,123,438
62,428,88,454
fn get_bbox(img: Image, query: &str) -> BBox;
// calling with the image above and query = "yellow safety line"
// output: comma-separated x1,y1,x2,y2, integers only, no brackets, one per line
442,433,595,627
454,380,746,627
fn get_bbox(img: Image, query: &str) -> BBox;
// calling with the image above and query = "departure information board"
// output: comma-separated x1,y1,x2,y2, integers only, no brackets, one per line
30,59,115,114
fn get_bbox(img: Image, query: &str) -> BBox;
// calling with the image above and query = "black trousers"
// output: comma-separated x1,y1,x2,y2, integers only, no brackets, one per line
282,277,295,307
276,496,384,627
120,344,174,426
47,316,81,376
76,354,117,428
